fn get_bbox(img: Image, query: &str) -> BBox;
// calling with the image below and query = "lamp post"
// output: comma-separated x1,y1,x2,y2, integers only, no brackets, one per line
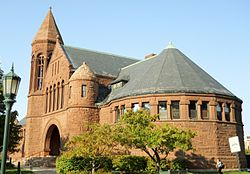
1,65,21,174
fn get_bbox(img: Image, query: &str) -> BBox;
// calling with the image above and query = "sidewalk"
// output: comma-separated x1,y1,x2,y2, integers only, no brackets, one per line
30,167,56,174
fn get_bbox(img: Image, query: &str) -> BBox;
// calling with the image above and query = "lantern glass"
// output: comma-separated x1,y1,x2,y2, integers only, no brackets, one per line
3,66,21,99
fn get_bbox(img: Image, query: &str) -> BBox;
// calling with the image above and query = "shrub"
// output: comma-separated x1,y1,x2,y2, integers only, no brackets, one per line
112,155,148,173
56,155,112,173
171,158,187,171
147,158,171,172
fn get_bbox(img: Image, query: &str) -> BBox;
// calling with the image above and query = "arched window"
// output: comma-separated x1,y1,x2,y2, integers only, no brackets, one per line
57,82,60,110
49,86,52,112
61,80,64,109
45,88,49,113
53,84,56,111
37,54,44,90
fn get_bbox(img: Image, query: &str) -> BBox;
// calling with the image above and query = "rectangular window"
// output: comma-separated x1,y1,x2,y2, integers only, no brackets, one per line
158,101,167,120
225,103,230,121
132,103,140,112
121,105,126,115
69,86,72,99
82,85,86,97
189,101,197,119
142,102,150,113
171,101,180,119
201,101,209,120
217,103,222,121
115,106,120,123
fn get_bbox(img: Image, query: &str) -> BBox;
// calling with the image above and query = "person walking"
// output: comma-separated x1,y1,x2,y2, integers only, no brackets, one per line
217,159,224,174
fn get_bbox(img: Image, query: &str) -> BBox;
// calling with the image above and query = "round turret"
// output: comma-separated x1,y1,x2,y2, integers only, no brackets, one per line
69,62,97,107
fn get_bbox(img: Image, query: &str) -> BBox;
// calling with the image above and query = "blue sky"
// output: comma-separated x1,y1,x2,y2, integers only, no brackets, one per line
0,1,249,137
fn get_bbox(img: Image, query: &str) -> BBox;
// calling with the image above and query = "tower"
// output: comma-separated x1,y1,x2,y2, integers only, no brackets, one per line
28,8,63,116
25,9,64,157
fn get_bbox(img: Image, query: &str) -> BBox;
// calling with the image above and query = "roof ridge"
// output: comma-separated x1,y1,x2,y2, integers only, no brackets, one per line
172,50,185,88
63,45,138,61
121,54,157,70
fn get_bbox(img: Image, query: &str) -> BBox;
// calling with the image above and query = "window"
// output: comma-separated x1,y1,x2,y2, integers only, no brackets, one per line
171,101,180,119
69,86,72,99
189,101,197,119
225,103,230,121
201,101,209,120
132,103,140,112
235,106,240,123
115,106,120,123
158,101,167,120
53,84,56,111
217,103,222,121
57,83,60,110
37,54,44,90
45,88,48,113
82,85,86,97
142,102,150,113
61,81,64,109
121,105,126,115
49,86,52,112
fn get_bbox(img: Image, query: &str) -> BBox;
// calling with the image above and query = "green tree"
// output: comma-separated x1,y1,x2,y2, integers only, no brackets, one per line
113,110,196,172
60,124,122,174
0,111,23,154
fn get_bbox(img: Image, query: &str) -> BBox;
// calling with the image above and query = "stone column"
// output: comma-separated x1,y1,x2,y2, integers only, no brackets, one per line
150,100,158,115
180,97,189,120
167,100,171,120
230,103,236,123
126,102,132,111
197,100,202,120
209,98,217,121
222,103,226,121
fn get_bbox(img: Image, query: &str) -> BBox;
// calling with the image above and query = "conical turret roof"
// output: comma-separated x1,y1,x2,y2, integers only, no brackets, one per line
69,62,96,81
106,44,236,102
32,8,63,44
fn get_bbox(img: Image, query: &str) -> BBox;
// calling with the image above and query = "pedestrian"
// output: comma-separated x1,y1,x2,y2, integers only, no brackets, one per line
217,159,224,174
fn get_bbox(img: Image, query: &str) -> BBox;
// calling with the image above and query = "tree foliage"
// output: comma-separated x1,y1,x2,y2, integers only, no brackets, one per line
0,111,23,153
60,124,123,174
113,110,196,172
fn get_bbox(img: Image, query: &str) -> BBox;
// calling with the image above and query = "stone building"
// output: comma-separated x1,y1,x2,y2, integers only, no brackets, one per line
22,9,247,169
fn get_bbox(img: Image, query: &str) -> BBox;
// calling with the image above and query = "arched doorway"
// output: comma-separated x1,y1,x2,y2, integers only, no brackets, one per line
44,124,61,156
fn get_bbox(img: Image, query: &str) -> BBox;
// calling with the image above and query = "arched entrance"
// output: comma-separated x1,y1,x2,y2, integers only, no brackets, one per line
44,124,61,156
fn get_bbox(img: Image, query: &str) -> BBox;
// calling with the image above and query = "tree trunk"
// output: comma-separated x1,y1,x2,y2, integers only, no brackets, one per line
91,162,95,174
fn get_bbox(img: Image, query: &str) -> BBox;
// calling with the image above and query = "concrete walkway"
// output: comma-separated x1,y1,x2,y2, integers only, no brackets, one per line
31,167,56,174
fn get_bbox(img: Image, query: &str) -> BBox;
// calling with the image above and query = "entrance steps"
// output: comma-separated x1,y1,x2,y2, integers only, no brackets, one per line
25,156,56,168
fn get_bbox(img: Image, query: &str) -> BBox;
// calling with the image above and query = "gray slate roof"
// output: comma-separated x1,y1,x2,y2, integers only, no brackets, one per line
105,46,236,103
62,46,138,77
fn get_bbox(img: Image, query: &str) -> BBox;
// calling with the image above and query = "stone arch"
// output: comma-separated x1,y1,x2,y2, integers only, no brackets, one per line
44,124,61,156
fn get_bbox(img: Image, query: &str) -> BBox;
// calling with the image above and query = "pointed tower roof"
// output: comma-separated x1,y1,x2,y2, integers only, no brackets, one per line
32,8,63,44
106,43,237,103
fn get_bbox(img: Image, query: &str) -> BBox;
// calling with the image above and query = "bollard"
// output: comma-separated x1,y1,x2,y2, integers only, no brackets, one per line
17,161,21,174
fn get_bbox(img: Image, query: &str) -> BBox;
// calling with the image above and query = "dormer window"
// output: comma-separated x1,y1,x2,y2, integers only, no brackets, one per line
111,76,129,90
112,81,127,90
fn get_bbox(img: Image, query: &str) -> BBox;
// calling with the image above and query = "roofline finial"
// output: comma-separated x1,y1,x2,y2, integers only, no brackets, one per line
11,62,14,73
167,41,175,49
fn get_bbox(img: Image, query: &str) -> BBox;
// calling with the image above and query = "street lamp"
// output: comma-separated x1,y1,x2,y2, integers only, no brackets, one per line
1,65,21,174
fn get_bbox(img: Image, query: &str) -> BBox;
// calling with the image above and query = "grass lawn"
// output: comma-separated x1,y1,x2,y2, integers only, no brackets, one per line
189,172,249,174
